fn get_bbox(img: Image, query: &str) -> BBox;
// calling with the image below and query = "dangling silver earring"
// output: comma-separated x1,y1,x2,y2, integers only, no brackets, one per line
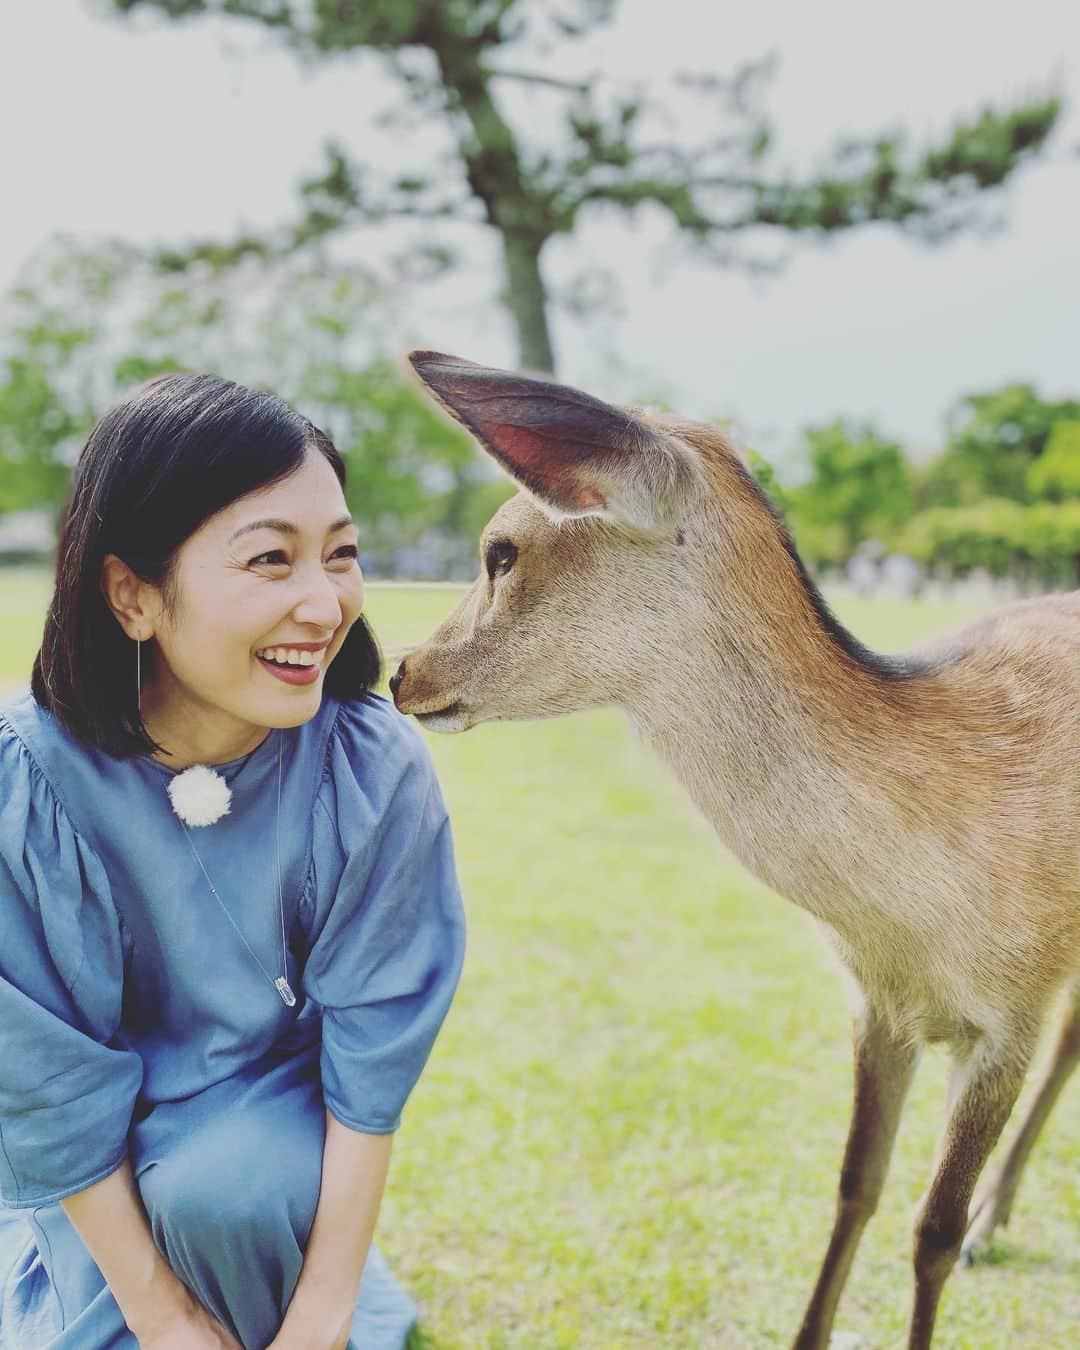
136,634,142,712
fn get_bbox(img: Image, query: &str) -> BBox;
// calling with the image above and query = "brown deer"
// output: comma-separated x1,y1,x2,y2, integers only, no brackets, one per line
389,351,1080,1350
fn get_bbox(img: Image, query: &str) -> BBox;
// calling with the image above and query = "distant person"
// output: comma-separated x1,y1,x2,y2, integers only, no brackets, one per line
880,552,924,599
0,374,466,1349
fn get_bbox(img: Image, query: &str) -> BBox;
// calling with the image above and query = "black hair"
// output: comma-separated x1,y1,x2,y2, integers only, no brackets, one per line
32,372,381,758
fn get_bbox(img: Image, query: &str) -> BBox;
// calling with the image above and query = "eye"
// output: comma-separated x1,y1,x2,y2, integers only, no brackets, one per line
248,544,359,568
485,538,517,580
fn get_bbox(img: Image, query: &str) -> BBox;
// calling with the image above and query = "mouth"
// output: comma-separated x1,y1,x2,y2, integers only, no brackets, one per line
254,642,331,687
412,701,473,733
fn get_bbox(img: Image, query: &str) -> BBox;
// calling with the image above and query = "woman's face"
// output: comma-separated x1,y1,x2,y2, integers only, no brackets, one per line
145,448,365,738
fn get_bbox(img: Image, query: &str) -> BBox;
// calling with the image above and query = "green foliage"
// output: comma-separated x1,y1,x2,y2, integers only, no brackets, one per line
3,236,1078,583
923,383,1080,506
290,359,500,558
899,498,1080,585
743,446,788,513
918,96,1062,190
2,581,1077,1347
1027,420,1080,501
0,238,144,519
896,387,1080,583
0,235,493,568
786,419,915,566
0,242,117,512
106,1,1062,374
765,387,1080,581
0,357,89,513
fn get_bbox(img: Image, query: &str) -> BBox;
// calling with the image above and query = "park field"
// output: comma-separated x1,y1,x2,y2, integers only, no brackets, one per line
1,572,1077,1348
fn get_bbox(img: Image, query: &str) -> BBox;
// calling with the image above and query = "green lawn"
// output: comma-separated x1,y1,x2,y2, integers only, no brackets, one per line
2,572,1077,1348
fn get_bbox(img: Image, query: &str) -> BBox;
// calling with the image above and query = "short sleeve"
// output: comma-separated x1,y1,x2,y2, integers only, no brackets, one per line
0,720,144,1208
302,698,466,1134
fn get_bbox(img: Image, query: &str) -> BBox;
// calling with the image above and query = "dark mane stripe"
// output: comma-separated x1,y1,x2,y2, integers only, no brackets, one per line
737,460,933,682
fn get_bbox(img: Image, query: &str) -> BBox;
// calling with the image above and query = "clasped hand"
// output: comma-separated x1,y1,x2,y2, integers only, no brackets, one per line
135,1297,348,1349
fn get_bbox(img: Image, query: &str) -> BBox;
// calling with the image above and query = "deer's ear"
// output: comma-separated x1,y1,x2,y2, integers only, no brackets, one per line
407,350,699,531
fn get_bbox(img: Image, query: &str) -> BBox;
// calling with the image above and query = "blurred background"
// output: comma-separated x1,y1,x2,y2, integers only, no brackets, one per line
1,0,1078,585
2,4,1078,1346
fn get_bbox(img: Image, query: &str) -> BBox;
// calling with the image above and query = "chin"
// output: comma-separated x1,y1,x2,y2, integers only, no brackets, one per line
413,706,474,734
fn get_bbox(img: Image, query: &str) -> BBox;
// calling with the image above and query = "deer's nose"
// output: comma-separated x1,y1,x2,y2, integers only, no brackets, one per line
389,659,406,702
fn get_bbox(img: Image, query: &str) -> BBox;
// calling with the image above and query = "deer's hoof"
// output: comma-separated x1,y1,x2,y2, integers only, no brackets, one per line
960,1239,982,1267
962,1189,1009,1266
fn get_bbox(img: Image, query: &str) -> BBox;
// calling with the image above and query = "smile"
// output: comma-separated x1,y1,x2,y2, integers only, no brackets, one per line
255,648,324,686
255,647,321,666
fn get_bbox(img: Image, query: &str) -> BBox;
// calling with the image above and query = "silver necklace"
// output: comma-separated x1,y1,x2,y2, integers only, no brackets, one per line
171,730,296,1007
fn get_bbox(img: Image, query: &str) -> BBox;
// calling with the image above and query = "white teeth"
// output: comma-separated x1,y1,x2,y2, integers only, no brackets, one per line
257,647,320,667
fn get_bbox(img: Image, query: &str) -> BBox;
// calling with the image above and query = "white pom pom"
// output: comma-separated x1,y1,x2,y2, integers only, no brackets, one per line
167,764,233,827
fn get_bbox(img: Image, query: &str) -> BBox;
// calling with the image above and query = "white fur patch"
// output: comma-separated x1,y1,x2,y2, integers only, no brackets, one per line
167,764,233,827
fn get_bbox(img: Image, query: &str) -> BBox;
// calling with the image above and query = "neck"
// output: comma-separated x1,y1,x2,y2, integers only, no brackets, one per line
140,678,270,771
625,496,934,932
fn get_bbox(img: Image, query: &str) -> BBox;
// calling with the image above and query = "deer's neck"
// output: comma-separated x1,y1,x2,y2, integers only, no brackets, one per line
626,514,931,933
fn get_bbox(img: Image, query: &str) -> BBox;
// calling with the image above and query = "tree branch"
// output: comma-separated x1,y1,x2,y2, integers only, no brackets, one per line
561,92,1063,247
105,0,1066,355
482,65,591,93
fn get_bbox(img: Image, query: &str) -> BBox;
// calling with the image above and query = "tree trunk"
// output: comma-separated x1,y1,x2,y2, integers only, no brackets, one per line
500,231,555,374
433,45,557,375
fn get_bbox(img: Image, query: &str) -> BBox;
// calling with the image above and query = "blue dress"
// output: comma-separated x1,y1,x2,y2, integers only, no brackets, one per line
0,687,466,1349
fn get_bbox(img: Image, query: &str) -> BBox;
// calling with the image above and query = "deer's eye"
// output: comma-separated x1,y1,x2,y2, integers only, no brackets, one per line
485,538,518,580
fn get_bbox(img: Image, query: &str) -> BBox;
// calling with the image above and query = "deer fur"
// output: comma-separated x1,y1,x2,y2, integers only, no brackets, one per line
391,351,1080,1349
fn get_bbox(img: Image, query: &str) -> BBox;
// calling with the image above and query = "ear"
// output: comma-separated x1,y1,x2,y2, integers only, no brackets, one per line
407,350,700,532
100,554,157,641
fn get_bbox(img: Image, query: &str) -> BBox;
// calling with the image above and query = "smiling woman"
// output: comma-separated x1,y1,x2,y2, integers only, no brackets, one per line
33,374,379,766
0,374,466,1350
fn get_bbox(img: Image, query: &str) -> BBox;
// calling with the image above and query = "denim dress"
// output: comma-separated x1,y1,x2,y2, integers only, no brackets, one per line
0,688,466,1349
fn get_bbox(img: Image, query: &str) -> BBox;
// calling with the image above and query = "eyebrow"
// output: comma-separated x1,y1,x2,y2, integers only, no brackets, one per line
228,515,356,543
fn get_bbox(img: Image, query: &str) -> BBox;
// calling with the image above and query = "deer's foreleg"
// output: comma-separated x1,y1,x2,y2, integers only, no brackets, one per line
793,1007,919,1350
963,981,1080,1262
908,1033,1032,1349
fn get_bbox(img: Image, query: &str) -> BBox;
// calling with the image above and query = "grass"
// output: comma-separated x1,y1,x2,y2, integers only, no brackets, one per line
2,571,1077,1348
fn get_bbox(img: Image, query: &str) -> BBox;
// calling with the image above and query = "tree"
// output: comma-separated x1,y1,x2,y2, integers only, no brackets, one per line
1026,420,1080,502
923,384,1080,506
0,243,112,513
899,387,1080,587
787,419,915,566
899,499,1080,587
0,235,503,567
0,355,90,514
104,0,1062,373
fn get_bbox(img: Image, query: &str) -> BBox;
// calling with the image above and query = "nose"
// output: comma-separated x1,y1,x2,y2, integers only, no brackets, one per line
294,565,344,630
389,659,406,701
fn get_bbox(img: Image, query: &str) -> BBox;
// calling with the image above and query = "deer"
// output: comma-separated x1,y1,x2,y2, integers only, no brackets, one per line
388,351,1080,1349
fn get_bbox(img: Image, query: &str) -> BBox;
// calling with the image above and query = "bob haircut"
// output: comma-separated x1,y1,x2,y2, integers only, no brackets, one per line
32,371,381,759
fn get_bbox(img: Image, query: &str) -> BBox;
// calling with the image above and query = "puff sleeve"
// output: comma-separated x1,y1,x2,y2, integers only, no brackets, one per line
0,721,143,1208
302,698,466,1134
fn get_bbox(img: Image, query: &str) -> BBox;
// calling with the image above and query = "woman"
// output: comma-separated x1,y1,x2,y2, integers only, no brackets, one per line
0,374,466,1348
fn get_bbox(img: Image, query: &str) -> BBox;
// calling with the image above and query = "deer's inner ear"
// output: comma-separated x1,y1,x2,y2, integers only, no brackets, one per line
485,538,518,580
408,350,701,531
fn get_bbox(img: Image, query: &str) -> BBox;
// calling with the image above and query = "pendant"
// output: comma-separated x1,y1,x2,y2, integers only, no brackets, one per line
275,977,297,1007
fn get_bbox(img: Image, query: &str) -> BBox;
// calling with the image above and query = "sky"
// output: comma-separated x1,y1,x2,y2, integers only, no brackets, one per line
2,0,1078,464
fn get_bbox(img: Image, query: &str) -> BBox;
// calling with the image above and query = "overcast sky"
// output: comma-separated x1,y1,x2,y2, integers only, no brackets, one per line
2,0,1078,462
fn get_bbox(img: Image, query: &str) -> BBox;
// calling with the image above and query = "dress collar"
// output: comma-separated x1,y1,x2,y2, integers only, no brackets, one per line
137,726,279,785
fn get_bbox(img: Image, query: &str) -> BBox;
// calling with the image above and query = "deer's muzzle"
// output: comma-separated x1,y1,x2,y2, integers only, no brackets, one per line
390,655,474,733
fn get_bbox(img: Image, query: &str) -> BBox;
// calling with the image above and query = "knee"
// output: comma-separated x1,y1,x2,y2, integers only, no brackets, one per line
913,1209,965,1284
838,1164,884,1217
139,1116,322,1256
1059,1006,1080,1059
